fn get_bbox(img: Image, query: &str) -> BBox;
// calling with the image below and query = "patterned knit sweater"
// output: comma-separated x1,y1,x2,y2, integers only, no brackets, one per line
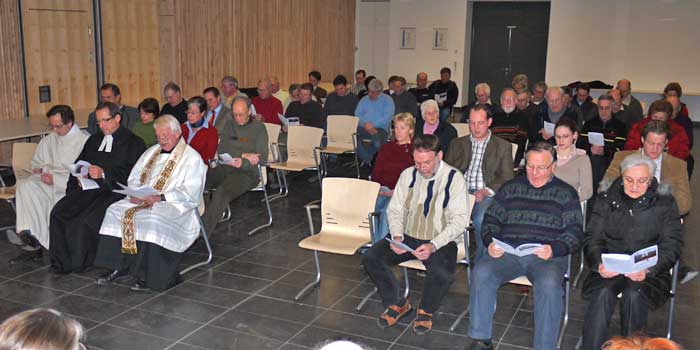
387,161,469,249
482,175,583,257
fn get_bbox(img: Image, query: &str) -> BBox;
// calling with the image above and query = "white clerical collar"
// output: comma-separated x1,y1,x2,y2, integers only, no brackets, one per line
64,124,80,137
98,134,113,152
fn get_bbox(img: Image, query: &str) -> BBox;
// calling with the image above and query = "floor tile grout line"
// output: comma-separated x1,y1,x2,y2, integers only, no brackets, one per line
495,295,527,350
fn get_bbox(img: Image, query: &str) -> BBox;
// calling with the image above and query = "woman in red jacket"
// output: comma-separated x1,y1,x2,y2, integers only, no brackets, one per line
181,96,218,164
624,99,690,161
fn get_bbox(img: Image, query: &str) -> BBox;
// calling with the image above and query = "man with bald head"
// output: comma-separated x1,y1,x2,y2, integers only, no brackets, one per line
491,88,528,166
269,76,291,112
409,72,432,121
530,87,579,143
616,79,644,126
252,79,283,125
609,88,634,130
202,97,268,235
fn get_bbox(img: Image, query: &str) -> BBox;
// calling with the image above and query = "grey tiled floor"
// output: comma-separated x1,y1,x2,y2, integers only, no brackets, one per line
0,140,699,350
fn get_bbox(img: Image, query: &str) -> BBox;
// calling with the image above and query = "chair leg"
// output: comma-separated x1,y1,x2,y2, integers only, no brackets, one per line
667,261,680,338
248,187,273,236
180,216,214,275
295,250,321,301
557,257,572,349
573,247,585,287
449,304,470,333
354,152,360,179
403,267,410,299
356,287,377,312
219,204,232,222
268,169,288,201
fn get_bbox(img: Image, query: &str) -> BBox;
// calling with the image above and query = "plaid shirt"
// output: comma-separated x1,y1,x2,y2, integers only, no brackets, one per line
465,132,491,191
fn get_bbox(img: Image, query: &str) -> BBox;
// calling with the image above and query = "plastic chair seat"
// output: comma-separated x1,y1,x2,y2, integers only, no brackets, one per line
320,145,354,154
398,240,467,271
509,275,533,287
0,186,16,199
269,161,316,172
298,229,371,255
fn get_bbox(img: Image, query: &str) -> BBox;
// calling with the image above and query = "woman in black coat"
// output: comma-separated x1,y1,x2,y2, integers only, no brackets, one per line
581,154,683,350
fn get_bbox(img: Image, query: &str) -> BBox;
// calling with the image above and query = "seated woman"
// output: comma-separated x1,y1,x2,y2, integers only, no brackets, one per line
552,118,593,201
414,99,457,154
181,96,218,164
132,98,159,147
582,153,683,350
0,308,84,350
370,112,415,242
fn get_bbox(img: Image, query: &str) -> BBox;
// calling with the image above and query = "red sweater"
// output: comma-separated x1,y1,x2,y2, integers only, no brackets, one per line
371,141,413,189
252,96,284,125
181,123,218,163
624,117,690,160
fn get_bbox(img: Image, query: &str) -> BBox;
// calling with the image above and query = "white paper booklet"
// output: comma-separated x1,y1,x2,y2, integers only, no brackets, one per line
588,132,605,146
70,160,99,190
434,93,447,103
385,237,415,253
219,153,234,163
112,183,159,200
602,245,658,274
277,113,300,126
492,237,542,257
543,121,555,136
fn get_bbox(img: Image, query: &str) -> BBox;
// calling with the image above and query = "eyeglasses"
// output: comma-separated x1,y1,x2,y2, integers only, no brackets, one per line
96,116,115,125
623,176,651,186
48,123,66,130
526,162,553,171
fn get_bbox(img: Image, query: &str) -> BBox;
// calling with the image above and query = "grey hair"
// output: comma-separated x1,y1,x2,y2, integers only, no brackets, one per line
232,95,251,110
222,76,238,87
367,78,383,92
475,82,491,96
420,99,439,115
545,86,564,100
500,87,516,99
312,340,371,350
620,153,656,177
258,78,272,89
153,114,181,134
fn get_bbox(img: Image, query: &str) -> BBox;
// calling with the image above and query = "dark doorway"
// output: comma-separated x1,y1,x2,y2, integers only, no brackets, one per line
467,2,550,104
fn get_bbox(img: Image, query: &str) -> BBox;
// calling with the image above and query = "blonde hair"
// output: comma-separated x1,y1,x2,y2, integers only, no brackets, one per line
392,112,416,140
0,308,84,350
602,335,683,350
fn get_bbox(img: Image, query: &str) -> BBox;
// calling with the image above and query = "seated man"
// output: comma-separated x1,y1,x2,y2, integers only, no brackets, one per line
308,70,327,101
490,88,529,166
221,76,248,110
530,87,580,143
354,79,395,165
577,94,628,191
414,99,457,153
202,97,268,235
624,99,689,162
573,83,597,122
351,69,367,96
409,73,433,106
467,141,583,350
445,104,513,262
362,134,468,335
617,79,644,126
49,102,146,274
87,83,139,135
94,115,206,291
251,79,283,125
269,76,291,112
389,76,419,117
9,105,89,262
428,67,459,123
324,75,359,116
160,82,188,124
285,83,327,130
203,86,234,136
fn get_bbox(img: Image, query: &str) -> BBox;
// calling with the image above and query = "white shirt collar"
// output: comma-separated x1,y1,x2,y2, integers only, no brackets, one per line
98,134,113,152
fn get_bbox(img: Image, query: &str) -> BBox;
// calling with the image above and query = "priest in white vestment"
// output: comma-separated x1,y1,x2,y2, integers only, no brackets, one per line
11,105,88,262
94,115,206,291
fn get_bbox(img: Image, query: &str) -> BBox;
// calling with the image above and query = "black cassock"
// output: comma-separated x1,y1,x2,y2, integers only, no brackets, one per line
49,126,146,273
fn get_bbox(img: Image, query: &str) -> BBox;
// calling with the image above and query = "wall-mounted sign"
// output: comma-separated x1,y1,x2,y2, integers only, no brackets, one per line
400,27,416,49
432,28,448,50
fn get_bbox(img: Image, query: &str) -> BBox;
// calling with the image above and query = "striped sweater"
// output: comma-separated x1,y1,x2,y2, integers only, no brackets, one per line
482,175,583,257
387,161,469,250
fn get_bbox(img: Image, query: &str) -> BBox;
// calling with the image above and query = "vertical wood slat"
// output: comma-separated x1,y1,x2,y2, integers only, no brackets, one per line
0,0,25,121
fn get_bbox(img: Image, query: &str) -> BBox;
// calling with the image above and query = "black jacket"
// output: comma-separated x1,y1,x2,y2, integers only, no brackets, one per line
415,119,457,154
583,178,683,308
577,116,628,159
573,96,597,122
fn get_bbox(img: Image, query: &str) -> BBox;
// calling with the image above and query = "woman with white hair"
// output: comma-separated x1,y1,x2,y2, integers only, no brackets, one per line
414,99,457,153
581,153,683,350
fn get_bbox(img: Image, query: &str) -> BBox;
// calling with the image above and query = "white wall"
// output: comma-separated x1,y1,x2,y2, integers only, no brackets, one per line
356,0,470,105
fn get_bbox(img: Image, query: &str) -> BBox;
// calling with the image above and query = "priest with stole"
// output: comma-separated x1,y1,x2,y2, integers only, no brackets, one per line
94,115,207,291
49,102,146,274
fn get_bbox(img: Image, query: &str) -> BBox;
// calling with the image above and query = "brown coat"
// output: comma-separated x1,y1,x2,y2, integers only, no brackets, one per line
444,133,514,192
603,150,691,215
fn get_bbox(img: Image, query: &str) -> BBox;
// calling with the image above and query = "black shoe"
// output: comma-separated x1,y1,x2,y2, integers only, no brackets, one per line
17,231,40,249
48,265,70,275
96,269,129,286
8,250,42,264
467,340,493,350
130,279,151,292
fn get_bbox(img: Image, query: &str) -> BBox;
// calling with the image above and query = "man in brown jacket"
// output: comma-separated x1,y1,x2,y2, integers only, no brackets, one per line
602,120,696,284
445,104,514,261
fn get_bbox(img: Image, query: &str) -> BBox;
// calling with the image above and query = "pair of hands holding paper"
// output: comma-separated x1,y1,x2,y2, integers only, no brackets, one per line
488,242,554,260
389,236,435,261
224,153,261,168
598,264,647,281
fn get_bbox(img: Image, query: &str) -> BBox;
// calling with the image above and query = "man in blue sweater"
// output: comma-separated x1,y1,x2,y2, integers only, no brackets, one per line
355,78,395,165
467,141,583,350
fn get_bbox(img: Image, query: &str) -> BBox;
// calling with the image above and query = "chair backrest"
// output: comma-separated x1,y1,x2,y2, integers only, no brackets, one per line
287,125,324,164
320,177,380,239
452,123,470,138
264,122,281,162
511,143,518,161
12,142,38,179
326,115,359,149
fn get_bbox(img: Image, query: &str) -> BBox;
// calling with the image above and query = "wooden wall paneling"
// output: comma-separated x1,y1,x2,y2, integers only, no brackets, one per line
0,0,25,121
101,0,160,107
21,0,96,116
158,0,177,98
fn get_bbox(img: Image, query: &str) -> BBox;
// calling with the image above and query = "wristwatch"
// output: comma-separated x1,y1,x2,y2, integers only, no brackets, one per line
160,194,166,202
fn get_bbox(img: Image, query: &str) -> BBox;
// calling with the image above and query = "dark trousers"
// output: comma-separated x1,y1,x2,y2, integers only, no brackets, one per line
202,166,259,235
362,235,457,313
582,276,650,350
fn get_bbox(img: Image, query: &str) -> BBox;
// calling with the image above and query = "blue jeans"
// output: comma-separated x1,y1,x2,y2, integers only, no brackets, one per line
468,253,567,350
373,191,392,243
356,127,388,163
439,107,452,123
469,189,494,263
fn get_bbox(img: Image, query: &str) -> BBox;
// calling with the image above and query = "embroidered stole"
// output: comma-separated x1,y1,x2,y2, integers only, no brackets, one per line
121,139,187,254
